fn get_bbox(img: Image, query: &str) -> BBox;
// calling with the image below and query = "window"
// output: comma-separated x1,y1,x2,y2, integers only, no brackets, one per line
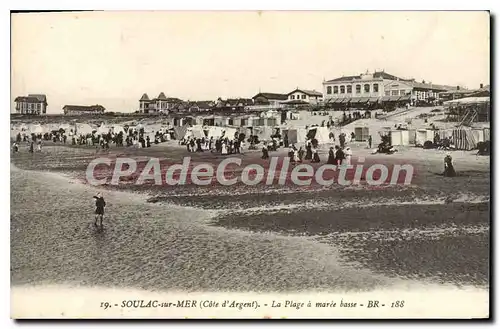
301,94,306,99
347,85,352,93
291,95,295,100
399,90,406,96
333,86,339,94
327,86,332,94
356,85,361,94
373,84,379,92
385,91,390,96
391,90,399,96
340,86,345,94
364,84,370,93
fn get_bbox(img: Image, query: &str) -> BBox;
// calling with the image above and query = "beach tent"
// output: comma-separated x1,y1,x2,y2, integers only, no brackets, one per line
58,123,72,131
30,124,45,134
207,126,225,139
307,126,330,144
283,128,308,144
112,125,126,135
17,123,28,131
451,127,477,150
253,126,274,141
472,128,485,143
174,125,189,140
415,129,434,146
484,128,490,141
97,125,110,135
75,123,94,135
185,125,205,139
390,130,410,146
354,127,370,142
223,127,238,139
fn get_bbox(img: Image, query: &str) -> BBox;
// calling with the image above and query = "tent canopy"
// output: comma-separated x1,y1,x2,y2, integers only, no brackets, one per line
185,125,206,139
76,123,94,135
444,96,490,106
307,126,331,144
30,124,46,134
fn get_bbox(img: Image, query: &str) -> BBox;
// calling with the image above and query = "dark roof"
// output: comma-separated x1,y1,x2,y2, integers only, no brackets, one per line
253,92,288,101
63,105,105,112
165,97,182,103
157,92,167,100
28,94,47,103
325,71,403,84
225,98,254,106
372,71,401,80
139,93,150,101
191,101,214,109
408,81,455,91
324,75,360,83
15,96,43,103
287,89,323,97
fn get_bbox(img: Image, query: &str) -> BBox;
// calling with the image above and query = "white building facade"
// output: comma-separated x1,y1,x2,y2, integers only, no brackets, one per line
286,89,323,105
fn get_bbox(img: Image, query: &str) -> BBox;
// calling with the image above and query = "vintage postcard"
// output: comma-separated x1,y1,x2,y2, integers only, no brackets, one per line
10,10,490,319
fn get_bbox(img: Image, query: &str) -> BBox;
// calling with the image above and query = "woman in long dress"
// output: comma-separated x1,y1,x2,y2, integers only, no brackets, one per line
327,147,335,164
221,141,228,155
293,147,300,163
343,147,352,165
311,147,320,163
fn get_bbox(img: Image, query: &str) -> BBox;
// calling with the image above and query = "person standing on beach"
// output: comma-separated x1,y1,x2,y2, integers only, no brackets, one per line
93,193,106,228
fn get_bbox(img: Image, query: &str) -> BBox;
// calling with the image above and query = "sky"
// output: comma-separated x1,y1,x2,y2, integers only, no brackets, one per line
11,11,490,114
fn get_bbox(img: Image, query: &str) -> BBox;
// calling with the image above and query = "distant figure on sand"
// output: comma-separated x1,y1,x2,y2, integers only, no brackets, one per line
327,147,335,164
261,143,269,159
93,193,106,228
443,153,456,177
343,147,352,165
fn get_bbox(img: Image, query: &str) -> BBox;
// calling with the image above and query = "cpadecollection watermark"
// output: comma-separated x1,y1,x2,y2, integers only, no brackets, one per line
85,156,415,187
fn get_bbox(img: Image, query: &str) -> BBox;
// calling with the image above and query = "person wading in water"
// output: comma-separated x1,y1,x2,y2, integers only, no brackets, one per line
93,192,106,228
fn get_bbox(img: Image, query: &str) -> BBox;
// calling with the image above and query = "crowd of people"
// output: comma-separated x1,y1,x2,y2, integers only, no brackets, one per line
180,134,244,155
11,125,177,153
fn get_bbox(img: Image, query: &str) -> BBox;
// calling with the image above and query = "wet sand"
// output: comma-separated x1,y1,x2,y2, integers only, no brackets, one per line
11,143,490,291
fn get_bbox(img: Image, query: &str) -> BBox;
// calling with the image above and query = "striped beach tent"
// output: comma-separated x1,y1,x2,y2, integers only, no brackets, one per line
451,127,477,150
174,124,189,140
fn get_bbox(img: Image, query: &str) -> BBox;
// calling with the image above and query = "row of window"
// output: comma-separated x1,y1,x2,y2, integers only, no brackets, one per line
18,102,42,110
384,90,412,96
290,94,307,100
326,84,379,95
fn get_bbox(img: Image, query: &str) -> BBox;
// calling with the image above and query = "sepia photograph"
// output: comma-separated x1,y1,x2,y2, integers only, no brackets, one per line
9,10,490,319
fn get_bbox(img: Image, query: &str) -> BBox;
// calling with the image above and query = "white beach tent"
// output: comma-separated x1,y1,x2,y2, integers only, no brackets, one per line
390,130,410,146
415,129,434,146
30,124,45,134
307,126,330,144
207,126,225,139
283,128,308,144
223,127,238,139
76,123,94,135
185,125,206,139
58,123,72,131
112,124,126,135
97,125,110,135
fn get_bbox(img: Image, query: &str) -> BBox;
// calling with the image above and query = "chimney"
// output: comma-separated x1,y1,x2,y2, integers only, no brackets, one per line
480,83,484,89
456,86,460,90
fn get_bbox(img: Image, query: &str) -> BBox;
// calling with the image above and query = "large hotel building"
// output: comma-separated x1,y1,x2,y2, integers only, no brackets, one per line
322,71,456,107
